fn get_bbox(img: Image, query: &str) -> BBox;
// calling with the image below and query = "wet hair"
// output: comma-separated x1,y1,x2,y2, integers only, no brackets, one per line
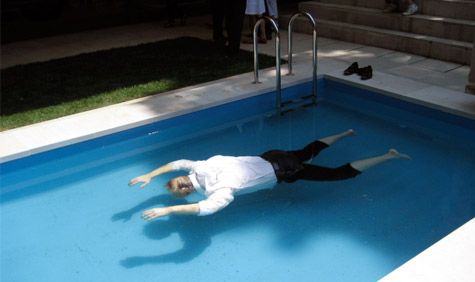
166,176,195,197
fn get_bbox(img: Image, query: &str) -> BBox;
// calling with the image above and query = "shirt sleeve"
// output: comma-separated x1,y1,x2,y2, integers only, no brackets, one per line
198,188,234,216
169,159,196,171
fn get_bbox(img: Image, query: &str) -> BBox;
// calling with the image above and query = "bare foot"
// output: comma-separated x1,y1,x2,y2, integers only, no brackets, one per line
389,148,411,160
347,129,356,136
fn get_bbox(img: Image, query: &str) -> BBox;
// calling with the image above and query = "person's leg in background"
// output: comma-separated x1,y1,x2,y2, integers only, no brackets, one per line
402,0,418,16
211,0,226,44
225,0,247,55
382,0,399,13
165,0,186,27
263,0,278,40
242,0,267,44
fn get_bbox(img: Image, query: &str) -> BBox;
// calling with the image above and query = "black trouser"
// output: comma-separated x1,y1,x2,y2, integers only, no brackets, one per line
386,0,404,8
261,140,361,183
211,0,246,54
166,0,184,23
211,0,225,41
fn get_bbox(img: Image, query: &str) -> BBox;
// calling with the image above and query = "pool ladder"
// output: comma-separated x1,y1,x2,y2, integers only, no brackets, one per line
252,12,318,115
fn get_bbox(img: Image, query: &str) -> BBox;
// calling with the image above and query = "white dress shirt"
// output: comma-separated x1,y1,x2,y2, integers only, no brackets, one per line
170,156,278,216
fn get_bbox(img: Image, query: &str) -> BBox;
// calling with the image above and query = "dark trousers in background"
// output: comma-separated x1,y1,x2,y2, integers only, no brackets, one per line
211,0,246,54
166,0,185,24
211,0,225,41
386,0,405,10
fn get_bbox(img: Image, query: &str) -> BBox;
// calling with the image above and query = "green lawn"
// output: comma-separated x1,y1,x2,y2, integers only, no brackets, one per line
1,37,277,130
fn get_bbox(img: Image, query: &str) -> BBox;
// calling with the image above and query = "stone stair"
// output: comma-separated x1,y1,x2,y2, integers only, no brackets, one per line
281,0,475,64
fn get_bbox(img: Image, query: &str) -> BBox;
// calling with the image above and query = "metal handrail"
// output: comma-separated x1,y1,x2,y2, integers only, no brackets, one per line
287,12,318,103
252,16,281,114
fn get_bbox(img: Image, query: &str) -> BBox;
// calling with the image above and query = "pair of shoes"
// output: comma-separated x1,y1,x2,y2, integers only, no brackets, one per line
358,65,373,80
403,3,418,16
343,62,359,75
343,62,373,80
382,3,397,13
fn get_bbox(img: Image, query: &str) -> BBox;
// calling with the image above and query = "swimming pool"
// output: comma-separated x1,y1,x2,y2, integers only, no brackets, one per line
1,79,474,282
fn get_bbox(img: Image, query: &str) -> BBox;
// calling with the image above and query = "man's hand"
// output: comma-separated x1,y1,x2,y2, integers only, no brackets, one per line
128,175,152,188
141,204,200,221
128,163,176,188
142,207,171,221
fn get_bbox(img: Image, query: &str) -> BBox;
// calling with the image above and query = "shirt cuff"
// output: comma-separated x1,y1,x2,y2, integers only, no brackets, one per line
197,189,234,216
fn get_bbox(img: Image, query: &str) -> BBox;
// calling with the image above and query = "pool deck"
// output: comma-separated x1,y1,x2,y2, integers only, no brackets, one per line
1,15,475,281
380,218,475,282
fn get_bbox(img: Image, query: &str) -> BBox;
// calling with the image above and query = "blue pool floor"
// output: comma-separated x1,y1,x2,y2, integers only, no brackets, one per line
1,96,475,282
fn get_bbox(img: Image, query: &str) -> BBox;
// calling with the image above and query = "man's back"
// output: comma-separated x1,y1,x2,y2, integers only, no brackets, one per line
191,155,277,194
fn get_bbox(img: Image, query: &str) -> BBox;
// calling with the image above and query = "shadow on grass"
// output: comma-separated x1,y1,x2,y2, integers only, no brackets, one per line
1,37,277,129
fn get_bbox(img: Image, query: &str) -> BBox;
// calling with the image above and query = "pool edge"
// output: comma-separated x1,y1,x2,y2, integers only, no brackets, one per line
2,59,475,164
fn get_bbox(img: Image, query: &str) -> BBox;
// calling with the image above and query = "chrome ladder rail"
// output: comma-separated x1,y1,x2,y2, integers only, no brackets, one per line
252,16,282,115
287,12,318,105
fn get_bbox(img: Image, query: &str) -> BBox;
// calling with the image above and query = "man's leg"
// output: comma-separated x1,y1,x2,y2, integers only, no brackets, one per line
211,0,225,41
291,149,410,182
319,129,355,146
225,0,246,54
402,0,418,16
290,129,355,162
383,0,399,12
349,149,410,172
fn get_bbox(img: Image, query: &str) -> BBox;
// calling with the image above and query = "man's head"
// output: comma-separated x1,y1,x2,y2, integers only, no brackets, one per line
166,176,195,197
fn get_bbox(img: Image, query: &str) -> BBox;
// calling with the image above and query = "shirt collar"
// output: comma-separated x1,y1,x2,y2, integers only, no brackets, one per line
188,173,204,193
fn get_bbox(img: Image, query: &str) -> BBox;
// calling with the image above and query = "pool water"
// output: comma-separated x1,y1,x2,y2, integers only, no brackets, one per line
1,80,475,282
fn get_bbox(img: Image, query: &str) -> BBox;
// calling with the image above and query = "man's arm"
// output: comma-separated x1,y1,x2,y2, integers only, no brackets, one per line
197,188,234,216
128,160,195,188
141,188,234,220
142,203,200,221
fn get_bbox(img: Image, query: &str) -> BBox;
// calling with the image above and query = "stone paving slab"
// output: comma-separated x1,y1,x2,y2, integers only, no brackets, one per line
411,58,463,72
385,65,470,92
336,46,395,62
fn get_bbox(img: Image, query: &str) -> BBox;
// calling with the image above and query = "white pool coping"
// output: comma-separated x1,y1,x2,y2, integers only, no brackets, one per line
2,57,475,164
379,218,475,282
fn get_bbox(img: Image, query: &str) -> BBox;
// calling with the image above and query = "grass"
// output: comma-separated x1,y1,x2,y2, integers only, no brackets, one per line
1,37,278,130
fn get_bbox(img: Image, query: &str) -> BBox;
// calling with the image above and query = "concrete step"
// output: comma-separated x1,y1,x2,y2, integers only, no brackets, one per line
421,0,475,21
299,2,475,43
280,16,472,65
315,0,386,10
313,0,475,21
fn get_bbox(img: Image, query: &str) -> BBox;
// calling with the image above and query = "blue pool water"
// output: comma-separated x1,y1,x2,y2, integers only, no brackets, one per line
1,79,475,282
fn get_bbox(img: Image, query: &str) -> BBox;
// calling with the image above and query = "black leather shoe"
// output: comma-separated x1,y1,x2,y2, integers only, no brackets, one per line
358,65,373,80
344,62,359,75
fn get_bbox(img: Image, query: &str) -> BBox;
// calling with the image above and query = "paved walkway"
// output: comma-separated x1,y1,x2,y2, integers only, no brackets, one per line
1,15,471,93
